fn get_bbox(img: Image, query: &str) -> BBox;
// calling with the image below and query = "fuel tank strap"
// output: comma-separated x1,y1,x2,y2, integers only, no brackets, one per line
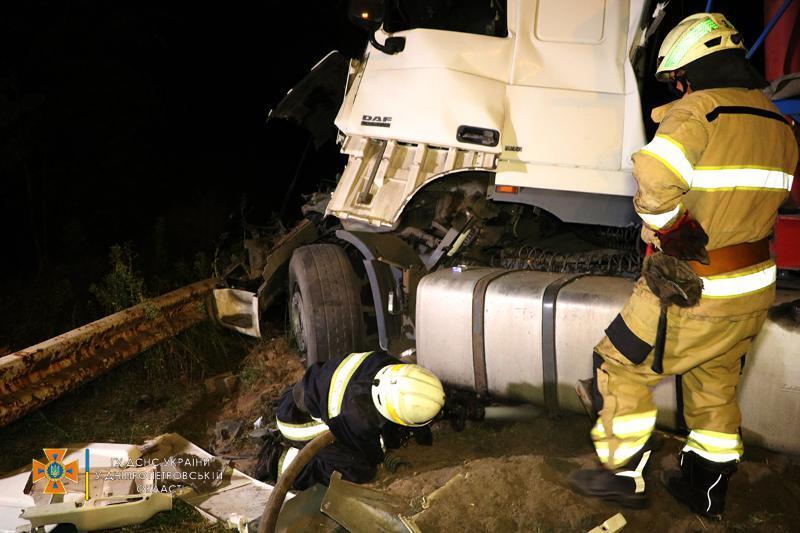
541,273,588,415
471,270,518,396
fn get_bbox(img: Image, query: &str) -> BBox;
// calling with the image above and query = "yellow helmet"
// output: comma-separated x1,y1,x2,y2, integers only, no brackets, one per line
371,364,445,427
655,13,745,81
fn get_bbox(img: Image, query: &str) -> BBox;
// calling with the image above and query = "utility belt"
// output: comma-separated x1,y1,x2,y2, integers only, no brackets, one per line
687,238,770,277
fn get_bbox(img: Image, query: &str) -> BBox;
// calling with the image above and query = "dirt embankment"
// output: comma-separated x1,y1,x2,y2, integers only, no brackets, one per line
218,334,306,422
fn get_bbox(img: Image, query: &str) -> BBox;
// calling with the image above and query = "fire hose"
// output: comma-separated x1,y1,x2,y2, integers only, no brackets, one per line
257,430,336,533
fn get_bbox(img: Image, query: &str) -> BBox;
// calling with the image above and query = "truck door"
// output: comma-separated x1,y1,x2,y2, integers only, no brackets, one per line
335,0,513,154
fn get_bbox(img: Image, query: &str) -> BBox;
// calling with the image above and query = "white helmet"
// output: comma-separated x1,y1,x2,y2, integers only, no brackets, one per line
371,364,445,427
655,13,745,82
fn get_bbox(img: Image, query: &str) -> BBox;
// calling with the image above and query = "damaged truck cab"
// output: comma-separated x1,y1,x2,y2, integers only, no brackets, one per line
248,0,652,363
211,0,800,454
332,0,645,230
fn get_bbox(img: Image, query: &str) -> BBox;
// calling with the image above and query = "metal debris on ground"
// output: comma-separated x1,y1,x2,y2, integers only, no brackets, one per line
19,493,172,531
204,372,240,396
142,433,281,532
3,443,154,532
156,453,226,493
320,472,420,533
213,420,244,454
273,484,341,533
249,416,269,439
3,435,280,532
588,513,627,533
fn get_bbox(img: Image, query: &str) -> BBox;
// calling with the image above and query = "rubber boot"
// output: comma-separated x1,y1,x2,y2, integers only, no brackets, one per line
568,438,653,509
661,451,736,520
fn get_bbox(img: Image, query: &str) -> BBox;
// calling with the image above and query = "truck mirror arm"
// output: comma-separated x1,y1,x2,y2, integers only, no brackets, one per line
369,33,406,54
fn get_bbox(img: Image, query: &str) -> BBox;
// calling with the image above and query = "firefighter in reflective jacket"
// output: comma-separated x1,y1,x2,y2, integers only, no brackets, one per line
570,13,798,518
254,350,445,489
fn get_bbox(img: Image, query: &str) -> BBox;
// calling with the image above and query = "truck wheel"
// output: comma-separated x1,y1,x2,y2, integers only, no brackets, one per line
288,244,364,365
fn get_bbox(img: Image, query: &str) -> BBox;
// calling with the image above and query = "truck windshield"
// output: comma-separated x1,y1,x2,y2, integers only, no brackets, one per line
384,0,508,38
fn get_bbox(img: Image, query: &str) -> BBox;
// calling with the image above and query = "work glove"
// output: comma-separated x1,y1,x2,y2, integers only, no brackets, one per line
641,252,703,374
642,252,703,308
654,212,710,264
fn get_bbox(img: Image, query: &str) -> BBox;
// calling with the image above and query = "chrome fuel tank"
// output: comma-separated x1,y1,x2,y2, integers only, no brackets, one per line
416,267,800,454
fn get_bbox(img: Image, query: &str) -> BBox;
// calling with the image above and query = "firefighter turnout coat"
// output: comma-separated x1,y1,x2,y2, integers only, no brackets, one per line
275,350,427,489
592,87,797,469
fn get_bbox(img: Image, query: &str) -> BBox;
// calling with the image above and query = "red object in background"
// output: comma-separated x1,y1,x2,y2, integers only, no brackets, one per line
774,215,800,270
775,121,799,270
764,0,800,81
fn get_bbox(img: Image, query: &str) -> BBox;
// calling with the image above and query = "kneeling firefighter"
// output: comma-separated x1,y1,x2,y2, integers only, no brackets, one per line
254,350,445,489
569,13,797,518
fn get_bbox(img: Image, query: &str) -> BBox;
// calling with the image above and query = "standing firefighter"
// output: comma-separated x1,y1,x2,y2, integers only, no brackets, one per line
570,13,797,518
254,350,445,489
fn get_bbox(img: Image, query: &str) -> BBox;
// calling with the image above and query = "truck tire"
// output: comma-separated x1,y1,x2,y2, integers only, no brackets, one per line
288,244,364,365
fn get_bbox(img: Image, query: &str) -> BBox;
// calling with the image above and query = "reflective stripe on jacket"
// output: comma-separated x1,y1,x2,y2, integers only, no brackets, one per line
632,88,797,303
276,350,401,464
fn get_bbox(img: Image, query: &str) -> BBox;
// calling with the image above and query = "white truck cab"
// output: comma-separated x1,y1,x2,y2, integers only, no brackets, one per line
330,0,647,228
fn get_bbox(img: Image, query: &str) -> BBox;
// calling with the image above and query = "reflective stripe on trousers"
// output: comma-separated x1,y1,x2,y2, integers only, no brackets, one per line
591,410,656,467
615,450,651,493
700,262,776,298
278,447,300,476
683,429,743,463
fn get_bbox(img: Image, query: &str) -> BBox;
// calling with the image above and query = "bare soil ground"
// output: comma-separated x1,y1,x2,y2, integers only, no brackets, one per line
219,336,800,533
3,327,799,532
372,421,800,532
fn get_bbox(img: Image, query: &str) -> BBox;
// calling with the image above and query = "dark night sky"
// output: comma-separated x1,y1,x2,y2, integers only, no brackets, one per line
1,1,365,282
0,1,769,306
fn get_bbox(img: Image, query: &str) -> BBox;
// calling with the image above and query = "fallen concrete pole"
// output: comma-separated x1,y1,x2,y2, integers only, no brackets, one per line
0,278,218,427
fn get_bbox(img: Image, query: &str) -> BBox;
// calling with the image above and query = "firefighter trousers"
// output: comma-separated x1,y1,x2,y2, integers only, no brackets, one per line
591,279,769,469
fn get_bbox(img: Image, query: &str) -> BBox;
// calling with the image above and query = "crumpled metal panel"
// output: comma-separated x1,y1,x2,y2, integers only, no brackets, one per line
327,135,496,229
142,433,280,532
0,278,217,427
320,471,417,533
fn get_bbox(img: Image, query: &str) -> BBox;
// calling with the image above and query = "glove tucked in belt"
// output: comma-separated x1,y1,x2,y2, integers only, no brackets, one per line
642,252,703,374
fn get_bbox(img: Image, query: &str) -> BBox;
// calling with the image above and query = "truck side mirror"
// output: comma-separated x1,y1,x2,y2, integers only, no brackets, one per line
348,0,405,55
